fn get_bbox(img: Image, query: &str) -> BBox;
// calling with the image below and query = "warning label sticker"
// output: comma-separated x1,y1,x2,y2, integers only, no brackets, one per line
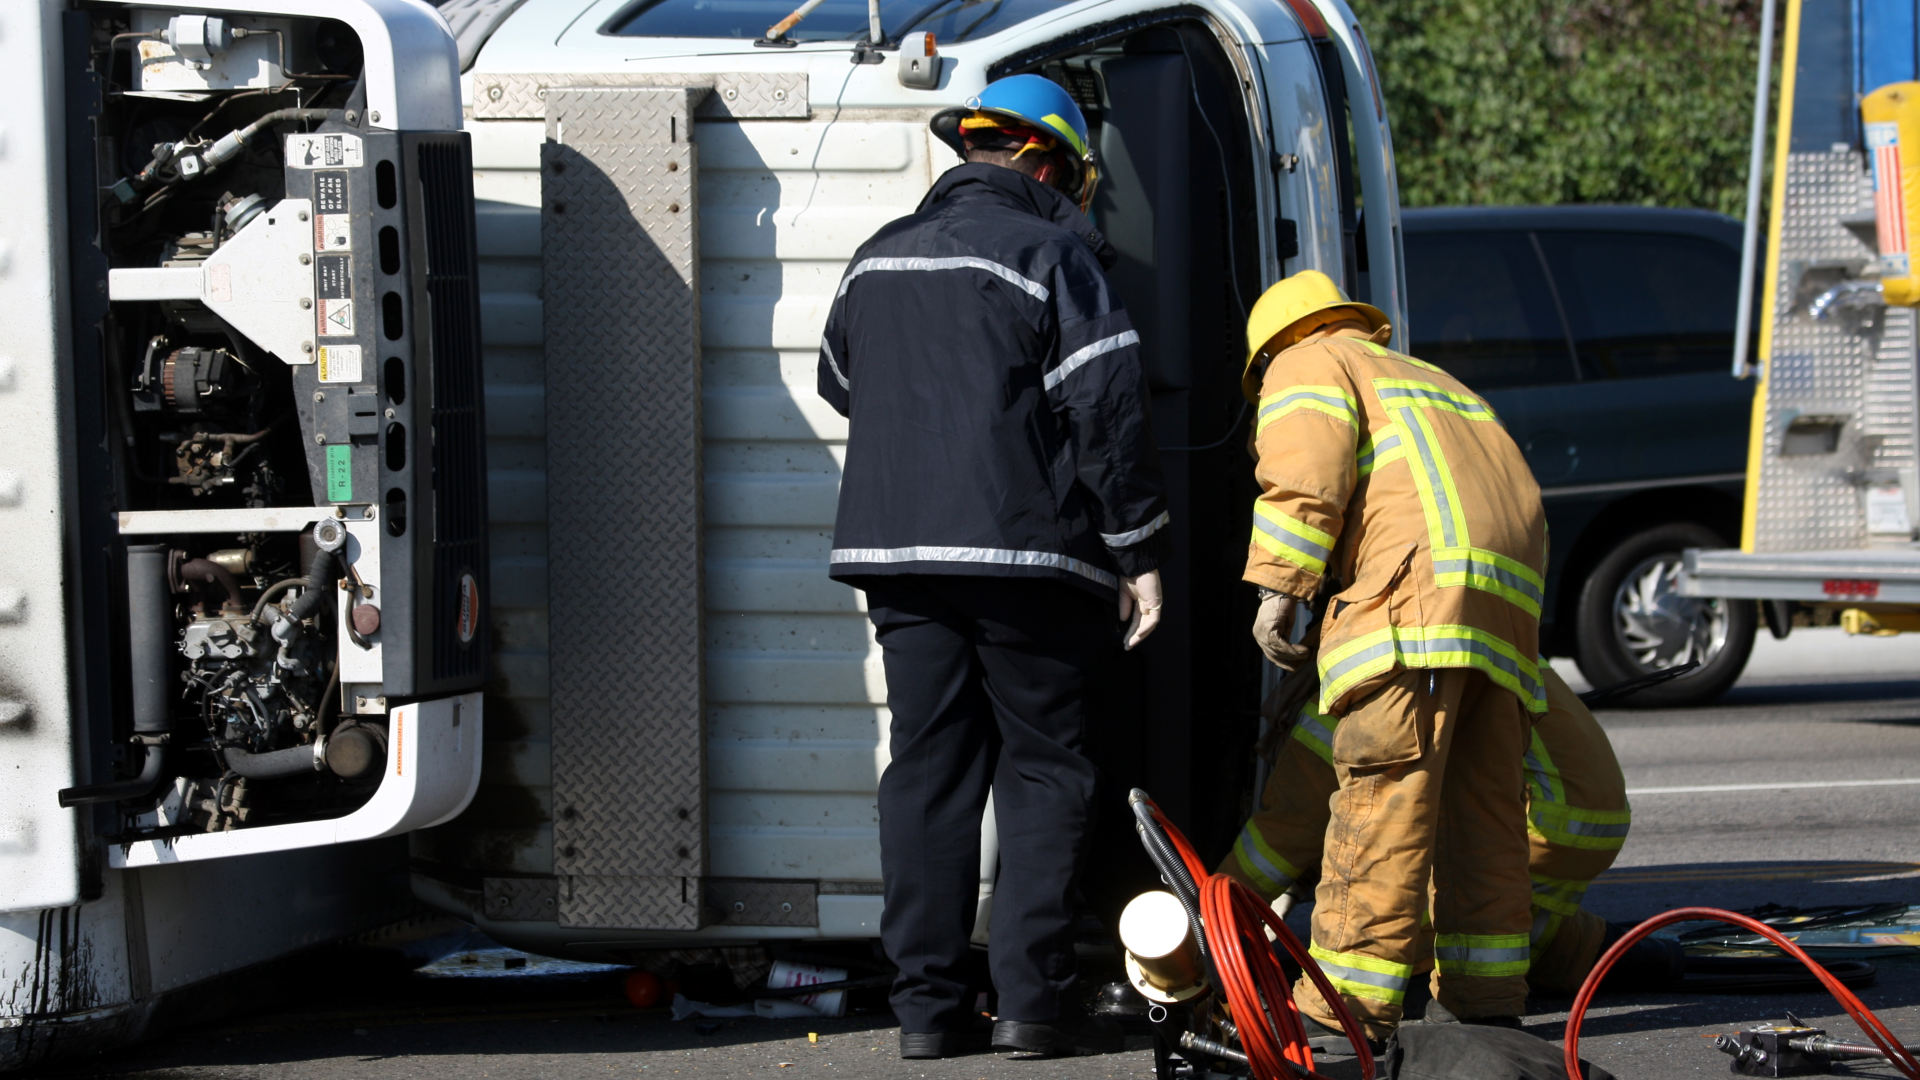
318,297,355,337
315,172,348,213
317,344,363,384
317,214,352,251
326,444,353,502
286,133,365,169
316,254,352,300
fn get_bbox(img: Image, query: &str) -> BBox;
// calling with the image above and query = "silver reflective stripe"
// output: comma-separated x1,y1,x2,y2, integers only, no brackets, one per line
1102,509,1169,548
1235,826,1294,890
1321,638,1398,685
1434,944,1531,964
1530,909,1555,944
1377,384,1494,416
1524,745,1555,802
837,256,1050,301
1321,633,1544,702
1253,513,1332,563
1559,816,1631,839
1259,390,1356,421
1397,408,1458,547
1357,432,1402,470
1296,710,1336,748
830,545,1117,590
1316,957,1410,992
822,336,849,390
1045,330,1140,391
1434,554,1544,607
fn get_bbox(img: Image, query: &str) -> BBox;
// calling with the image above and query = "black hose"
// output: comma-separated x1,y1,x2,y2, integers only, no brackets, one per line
285,546,336,623
251,576,306,620
58,745,167,807
221,741,321,779
202,109,333,170
315,664,341,737
1128,790,1213,967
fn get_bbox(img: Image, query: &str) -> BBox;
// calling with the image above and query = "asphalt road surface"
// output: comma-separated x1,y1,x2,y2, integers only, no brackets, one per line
26,630,1920,1080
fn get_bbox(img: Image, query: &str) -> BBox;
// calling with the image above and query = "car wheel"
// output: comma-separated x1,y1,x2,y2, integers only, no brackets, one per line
1572,522,1756,707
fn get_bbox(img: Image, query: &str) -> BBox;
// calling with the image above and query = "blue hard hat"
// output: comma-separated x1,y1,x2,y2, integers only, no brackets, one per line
932,74,1099,208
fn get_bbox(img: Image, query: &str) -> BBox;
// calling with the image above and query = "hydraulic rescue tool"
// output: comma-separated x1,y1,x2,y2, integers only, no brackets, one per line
1126,788,1375,1080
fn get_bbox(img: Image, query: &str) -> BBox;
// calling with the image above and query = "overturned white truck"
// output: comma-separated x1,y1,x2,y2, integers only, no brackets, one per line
1,0,1403,1064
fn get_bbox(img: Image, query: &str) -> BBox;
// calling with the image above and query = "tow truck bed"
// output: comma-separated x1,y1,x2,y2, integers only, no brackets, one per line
1684,547,1920,602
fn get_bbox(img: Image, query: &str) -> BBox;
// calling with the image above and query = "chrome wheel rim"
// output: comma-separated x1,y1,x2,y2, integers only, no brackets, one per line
1611,553,1727,673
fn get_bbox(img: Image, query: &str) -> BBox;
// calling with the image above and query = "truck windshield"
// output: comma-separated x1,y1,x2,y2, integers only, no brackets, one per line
604,0,1073,42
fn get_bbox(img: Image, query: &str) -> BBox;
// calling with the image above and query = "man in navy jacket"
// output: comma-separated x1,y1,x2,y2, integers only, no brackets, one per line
818,75,1169,1060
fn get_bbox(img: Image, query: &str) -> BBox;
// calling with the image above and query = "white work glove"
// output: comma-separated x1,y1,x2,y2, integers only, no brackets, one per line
1118,569,1164,651
1252,592,1310,670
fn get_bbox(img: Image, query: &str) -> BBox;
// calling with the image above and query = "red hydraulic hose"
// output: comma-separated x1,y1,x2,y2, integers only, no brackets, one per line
1147,801,1376,1080
1564,907,1920,1080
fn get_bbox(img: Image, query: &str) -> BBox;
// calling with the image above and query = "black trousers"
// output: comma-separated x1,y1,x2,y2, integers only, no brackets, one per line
864,574,1111,1032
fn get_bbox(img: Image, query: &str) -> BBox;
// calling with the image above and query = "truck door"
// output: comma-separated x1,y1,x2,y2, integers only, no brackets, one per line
1297,0,1407,336
0,3,81,916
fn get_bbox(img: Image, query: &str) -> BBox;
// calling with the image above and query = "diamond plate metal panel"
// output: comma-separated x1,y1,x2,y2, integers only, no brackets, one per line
483,877,559,921
544,87,708,931
1754,150,1895,552
562,875,705,929
707,879,819,927
475,73,807,121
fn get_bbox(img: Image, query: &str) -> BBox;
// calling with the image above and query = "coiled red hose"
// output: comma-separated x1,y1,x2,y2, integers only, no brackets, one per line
1146,801,1375,1080
1564,907,1920,1080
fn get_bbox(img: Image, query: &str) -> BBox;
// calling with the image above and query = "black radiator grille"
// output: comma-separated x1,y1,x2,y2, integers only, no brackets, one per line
417,139,489,681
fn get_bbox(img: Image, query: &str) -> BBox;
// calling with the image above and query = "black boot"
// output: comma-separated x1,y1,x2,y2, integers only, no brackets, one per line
992,1011,1125,1057
1423,999,1524,1028
1595,922,1687,992
1299,1015,1386,1056
900,1015,994,1059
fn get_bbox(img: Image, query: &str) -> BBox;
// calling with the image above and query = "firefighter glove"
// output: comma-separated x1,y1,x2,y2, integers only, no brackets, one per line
1253,592,1309,669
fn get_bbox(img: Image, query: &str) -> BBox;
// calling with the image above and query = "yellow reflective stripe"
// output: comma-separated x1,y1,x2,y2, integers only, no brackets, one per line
1391,405,1473,552
1231,823,1302,897
1291,705,1340,765
1258,385,1359,433
1530,909,1562,951
1433,933,1531,977
1037,112,1088,157
1250,502,1335,576
1372,378,1499,422
1529,873,1591,918
1356,426,1407,477
1530,803,1632,851
1433,546,1545,617
1318,624,1549,715
1362,339,1450,375
1523,729,1565,806
1309,942,1412,1004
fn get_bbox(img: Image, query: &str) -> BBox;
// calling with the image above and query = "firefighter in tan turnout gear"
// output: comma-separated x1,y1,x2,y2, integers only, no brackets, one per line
1218,664,1632,1001
1239,270,1549,1037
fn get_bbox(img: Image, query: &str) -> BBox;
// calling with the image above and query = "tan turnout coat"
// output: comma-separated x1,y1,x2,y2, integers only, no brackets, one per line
1244,326,1549,716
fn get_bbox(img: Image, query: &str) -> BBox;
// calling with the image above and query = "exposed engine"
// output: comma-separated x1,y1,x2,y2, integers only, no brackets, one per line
52,6,488,837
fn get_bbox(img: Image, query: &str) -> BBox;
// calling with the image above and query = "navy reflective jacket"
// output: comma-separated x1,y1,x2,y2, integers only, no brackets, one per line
818,162,1170,600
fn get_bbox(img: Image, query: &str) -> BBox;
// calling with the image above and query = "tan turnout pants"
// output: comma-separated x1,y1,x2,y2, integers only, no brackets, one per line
1218,665,1630,1029
1291,668,1533,1035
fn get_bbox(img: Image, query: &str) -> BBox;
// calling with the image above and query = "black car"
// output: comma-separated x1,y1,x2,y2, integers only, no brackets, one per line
1401,206,1758,706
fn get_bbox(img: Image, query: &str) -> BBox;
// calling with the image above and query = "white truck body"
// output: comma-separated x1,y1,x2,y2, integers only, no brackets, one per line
413,0,1404,955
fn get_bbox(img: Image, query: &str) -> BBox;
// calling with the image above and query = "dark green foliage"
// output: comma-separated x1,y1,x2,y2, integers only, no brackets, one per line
1353,0,1774,213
